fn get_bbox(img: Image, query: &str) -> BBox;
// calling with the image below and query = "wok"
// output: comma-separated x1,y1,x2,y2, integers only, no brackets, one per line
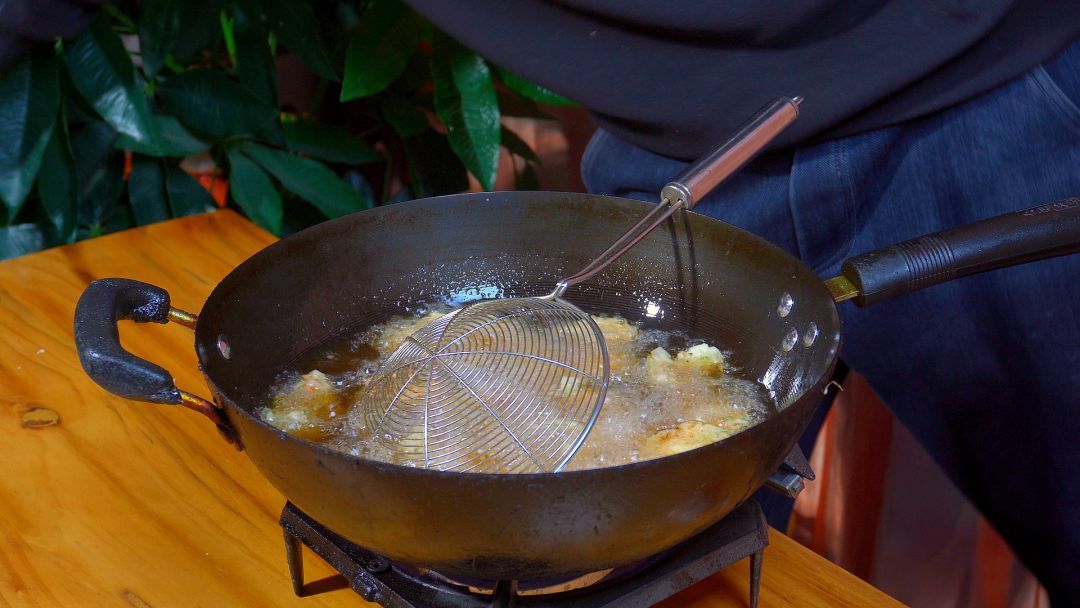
74,191,1079,581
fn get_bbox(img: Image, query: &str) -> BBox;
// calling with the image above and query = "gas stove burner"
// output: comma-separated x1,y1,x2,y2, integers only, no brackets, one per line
280,500,768,608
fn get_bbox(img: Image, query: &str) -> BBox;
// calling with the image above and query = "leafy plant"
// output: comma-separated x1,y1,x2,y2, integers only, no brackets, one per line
0,0,574,260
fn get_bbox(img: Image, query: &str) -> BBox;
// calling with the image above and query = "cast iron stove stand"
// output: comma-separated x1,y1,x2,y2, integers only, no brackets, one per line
281,500,767,608
279,446,813,607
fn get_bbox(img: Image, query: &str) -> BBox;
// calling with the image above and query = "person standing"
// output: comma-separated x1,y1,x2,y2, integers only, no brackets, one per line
402,1,1080,604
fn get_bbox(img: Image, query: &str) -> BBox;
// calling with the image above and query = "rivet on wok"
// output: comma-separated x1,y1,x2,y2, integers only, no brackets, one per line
777,292,794,317
803,322,819,347
365,558,389,573
217,335,231,359
781,327,798,352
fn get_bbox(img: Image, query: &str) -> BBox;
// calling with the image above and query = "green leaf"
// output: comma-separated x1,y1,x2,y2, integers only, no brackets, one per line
340,0,418,101
65,15,159,145
282,121,381,164
115,113,210,157
101,201,136,235
232,0,277,106
259,120,287,147
380,97,427,137
158,69,277,137
0,224,46,260
128,156,171,225
37,109,78,242
240,143,369,218
279,194,330,236
72,121,119,187
228,0,284,149
494,67,576,106
103,4,138,33
500,126,540,164
164,165,216,217
172,1,225,61
0,52,59,221
220,10,238,68
402,128,469,198
73,132,125,233
139,0,224,77
63,83,103,127
431,31,500,191
260,0,337,80
227,148,282,233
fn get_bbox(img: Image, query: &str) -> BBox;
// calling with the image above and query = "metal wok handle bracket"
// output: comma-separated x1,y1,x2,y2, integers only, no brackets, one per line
74,278,240,447
765,445,815,498
828,196,1080,306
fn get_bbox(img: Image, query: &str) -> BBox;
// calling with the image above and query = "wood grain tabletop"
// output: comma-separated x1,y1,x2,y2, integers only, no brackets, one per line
0,210,903,607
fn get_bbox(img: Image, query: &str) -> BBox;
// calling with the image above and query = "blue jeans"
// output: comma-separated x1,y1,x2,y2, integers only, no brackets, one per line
582,40,1080,604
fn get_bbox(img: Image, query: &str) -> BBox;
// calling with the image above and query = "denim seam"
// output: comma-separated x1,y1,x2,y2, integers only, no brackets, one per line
817,139,857,273
786,148,807,262
1027,66,1080,135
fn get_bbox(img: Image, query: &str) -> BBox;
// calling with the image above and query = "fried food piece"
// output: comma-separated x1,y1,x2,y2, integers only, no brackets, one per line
646,343,725,384
373,311,447,353
591,315,639,373
592,315,639,345
640,420,734,459
564,393,644,470
676,343,725,376
260,370,346,441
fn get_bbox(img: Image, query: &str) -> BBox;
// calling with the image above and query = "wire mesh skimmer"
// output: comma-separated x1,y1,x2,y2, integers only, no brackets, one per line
360,97,803,473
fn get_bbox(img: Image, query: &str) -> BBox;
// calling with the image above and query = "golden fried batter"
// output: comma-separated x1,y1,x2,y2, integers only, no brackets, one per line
263,311,765,470
640,421,735,459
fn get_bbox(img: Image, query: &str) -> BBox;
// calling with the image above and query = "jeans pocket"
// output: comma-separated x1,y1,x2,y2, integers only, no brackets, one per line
579,129,610,194
1028,38,1080,133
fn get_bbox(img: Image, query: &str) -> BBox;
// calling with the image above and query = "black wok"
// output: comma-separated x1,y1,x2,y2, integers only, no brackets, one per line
73,191,1079,581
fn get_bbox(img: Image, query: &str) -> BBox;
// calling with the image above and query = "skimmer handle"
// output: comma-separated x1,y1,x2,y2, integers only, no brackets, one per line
662,96,802,209
552,96,802,297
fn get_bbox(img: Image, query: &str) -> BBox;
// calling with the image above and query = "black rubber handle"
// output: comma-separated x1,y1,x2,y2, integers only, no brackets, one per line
842,197,1080,306
73,278,182,404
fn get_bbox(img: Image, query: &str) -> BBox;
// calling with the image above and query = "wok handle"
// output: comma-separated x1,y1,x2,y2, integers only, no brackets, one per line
73,278,239,446
835,197,1080,306
661,96,802,209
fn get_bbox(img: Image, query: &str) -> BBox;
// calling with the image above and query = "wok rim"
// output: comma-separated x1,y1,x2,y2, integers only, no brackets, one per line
196,191,842,480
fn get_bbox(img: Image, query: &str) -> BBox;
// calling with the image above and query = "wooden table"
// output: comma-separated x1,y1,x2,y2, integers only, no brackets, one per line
0,211,902,608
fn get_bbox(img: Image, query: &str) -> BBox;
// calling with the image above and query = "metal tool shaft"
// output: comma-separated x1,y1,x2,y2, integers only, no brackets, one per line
552,96,802,297
662,96,802,209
